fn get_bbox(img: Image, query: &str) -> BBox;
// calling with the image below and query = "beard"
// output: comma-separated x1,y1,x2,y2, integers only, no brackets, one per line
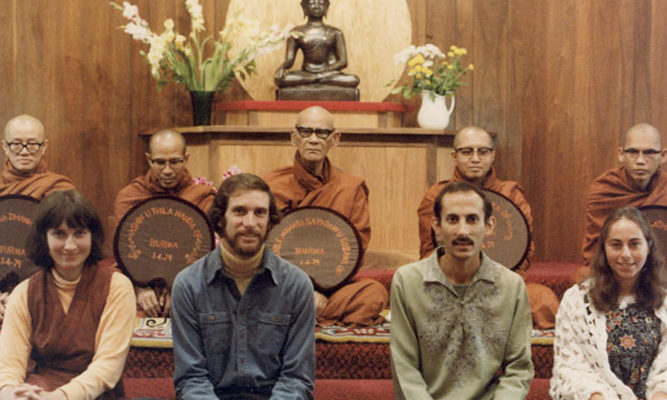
223,229,267,258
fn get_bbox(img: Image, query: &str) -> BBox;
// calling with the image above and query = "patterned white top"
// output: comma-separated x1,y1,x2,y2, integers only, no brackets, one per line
550,282,667,399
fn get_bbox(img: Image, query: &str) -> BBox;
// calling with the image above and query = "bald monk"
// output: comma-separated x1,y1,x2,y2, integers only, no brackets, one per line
0,114,75,324
1,114,74,198
264,106,388,327
417,126,559,329
114,129,216,317
575,123,666,281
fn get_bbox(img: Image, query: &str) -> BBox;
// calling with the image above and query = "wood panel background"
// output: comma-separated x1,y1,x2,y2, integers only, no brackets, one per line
1,0,666,262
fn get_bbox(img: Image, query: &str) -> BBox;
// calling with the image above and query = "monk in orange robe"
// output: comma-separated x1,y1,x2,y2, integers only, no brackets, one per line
417,126,559,329
0,114,75,324
264,106,387,327
114,129,216,318
575,123,666,282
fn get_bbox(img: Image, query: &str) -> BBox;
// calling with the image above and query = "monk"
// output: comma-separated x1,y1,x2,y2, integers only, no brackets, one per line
264,106,387,327
575,123,666,281
0,114,74,198
114,129,216,318
417,126,559,329
0,114,75,324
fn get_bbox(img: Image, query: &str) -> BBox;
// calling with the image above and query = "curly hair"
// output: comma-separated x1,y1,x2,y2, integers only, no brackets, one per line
587,206,666,312
26,190,105,271
208,173,280,236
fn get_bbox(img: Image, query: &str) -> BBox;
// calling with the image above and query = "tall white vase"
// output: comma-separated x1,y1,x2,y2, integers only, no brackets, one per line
417,91,455,129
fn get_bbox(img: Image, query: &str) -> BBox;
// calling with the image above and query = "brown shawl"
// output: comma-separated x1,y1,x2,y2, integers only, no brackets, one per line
264,153,371,252
0,160,74,199
581,166,667,265
113,168,216,225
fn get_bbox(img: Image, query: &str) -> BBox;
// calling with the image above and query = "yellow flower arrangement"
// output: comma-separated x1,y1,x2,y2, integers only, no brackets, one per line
111,1,291,92
391,44,473,99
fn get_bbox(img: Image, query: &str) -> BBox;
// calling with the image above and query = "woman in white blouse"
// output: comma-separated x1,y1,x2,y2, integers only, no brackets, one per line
551,206,667,400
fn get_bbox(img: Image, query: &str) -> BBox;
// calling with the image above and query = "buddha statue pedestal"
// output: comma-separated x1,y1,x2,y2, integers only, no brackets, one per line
276,85,360,101
215,100,408,128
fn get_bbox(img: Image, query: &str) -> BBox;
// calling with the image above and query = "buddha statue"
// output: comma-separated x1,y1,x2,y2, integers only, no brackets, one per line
274,0,360,101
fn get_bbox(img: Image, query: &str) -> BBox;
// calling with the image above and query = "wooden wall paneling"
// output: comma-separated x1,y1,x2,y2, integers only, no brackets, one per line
650,0,667,137
52,1,84,188
127,1,155,181
620,1,651,125
453,0,475,129
508,0,549,260
0,0,14,167
472,0,514,179
329,145,428,258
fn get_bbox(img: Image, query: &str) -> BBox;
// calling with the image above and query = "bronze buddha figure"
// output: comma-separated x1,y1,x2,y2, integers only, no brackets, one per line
274,0,360,100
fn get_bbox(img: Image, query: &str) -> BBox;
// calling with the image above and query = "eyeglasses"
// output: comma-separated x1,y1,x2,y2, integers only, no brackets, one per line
295,126,335,139
5,141,45,155
622,148,662,160
454,147,494,159
149,158,185,168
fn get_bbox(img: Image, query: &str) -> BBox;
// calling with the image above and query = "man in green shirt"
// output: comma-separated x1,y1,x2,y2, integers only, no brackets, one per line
390,181,534,400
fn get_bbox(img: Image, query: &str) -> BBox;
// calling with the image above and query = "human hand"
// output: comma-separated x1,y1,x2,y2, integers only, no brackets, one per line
0,383,44,400
650,391,667,400
160,291,171,317
137,287,163,318
0,292,8,324
590,393,605,400
39,389,67,400
274,67,286,81
314,291,328,316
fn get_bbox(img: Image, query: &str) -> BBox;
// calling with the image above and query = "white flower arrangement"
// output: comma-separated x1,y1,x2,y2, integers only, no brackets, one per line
111,0,292,92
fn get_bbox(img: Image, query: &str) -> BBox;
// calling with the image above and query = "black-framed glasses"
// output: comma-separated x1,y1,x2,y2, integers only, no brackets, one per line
5,141,45,155
295,126,335,139
622,148,662,160
454,147,494,159
149,158,185,168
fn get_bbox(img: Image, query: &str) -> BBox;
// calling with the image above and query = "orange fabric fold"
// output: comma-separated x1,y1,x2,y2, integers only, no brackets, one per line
113,169,216,225
317,278,389,327
265,153,386,326
0,160,74,199
581,166,666,265
264,153,371,252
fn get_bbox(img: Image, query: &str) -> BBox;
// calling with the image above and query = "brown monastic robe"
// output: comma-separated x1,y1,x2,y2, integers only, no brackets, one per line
26,264,122,398
581,166,667,265
0,160,74,199
264,153,387,327
113,168,216,225
417,167,559,329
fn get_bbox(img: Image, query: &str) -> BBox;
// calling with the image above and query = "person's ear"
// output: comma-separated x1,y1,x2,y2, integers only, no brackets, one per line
331,130,341,147
184,152,190,163
290,130,300,147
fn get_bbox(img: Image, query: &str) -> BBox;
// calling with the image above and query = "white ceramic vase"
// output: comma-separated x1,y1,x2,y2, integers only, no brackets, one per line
417,91,455,129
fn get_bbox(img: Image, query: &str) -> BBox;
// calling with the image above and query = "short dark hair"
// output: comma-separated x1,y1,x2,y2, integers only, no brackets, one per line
208,173,280,236
26,190,105,271
588,206,666,312
433,181,493,223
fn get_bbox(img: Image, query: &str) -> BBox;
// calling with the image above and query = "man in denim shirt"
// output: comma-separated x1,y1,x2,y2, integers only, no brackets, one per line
171,173,315,399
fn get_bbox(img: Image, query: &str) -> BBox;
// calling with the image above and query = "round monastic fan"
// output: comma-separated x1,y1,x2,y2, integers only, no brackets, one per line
266,206,362,293
0,195,40,292
114,196,215,287
226,0,412,101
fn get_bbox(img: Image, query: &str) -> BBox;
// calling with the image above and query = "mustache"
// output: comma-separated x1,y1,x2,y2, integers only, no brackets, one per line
451,237,474,245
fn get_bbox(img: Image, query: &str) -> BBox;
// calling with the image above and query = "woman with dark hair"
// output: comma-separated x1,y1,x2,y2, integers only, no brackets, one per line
0,190,135,400
551,206,667,400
